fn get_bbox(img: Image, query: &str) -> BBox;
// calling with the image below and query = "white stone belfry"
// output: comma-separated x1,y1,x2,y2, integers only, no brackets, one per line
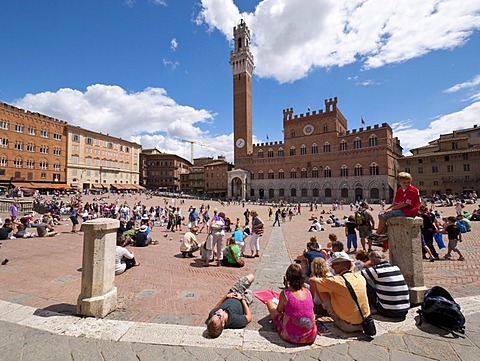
77,218,119,318
388,216,427,305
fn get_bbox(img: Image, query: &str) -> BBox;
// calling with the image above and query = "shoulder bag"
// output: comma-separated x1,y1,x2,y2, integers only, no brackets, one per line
341,273,376,336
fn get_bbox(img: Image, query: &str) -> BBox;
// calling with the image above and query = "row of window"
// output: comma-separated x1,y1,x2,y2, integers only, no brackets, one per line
71,155,130,168
408,153,469,164
417,177,471,187
0,120,62,140
251,164,380,180
250,187,381,199
71,134,131,152
10,171,60,180
404,164,471,173
0,157,60,170
257,137,379,158
2,140,62,155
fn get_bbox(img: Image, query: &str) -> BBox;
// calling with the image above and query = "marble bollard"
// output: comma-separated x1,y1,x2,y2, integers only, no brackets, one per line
388,216,427,305
77,218,119,318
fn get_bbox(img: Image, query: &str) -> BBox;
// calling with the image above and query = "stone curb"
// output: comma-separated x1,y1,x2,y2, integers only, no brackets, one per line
1,296,479,354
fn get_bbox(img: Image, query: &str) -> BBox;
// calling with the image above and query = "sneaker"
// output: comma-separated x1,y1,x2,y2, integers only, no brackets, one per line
458,257,465,261
443,255,452,260
429,258,435,262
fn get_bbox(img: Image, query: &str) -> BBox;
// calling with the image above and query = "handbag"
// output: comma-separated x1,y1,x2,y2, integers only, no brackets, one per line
341,273,376,336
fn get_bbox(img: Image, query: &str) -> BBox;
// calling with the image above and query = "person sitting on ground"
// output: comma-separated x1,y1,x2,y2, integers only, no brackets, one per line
368,172,421,241
36,217,58,237
134,224,153,247
265,263,317,344
309,257,332,315
0,219,17,240
299,237,325,277
115,236,140,275
310,251,370,332
353,250,372,272
180,226,200,258
13,217,36,238
206,274,255,338
222,237,244,267
361,251,410,319
308,218,323,232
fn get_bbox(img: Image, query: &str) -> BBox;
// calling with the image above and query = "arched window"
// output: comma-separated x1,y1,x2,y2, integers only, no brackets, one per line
355,164,363,176
291,130,296,138
354,137,362,149
258,170,264,180
341,188,349,198
369,135,378,147
312,167,319,178
300,145,307,155
311,143,318,154
301,168,307,178
340,140,347,151
278,148,284,157
324,167,331,178
278,169,285,179
290,146,296,156
325,188,332,197
267,148,274,158
312,188,319,197
341,165,348,177
323,142,331,153
0,155,7,167
279,188,285,197
290,168,297,179
370,163,379,175
301,188,308,197
291,188,297,197
258,149,264,158
268,169,274,179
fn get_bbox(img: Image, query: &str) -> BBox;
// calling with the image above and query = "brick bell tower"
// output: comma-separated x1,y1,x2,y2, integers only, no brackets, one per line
230,19,254,165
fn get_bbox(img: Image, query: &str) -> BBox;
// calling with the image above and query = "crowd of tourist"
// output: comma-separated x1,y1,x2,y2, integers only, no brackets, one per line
1,173,478,345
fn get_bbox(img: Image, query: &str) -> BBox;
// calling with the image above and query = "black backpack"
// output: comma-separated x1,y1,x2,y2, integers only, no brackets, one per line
418,286,465,336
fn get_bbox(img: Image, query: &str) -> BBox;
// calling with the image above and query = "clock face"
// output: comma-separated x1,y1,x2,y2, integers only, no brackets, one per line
236,138,245,148
303,124,314,136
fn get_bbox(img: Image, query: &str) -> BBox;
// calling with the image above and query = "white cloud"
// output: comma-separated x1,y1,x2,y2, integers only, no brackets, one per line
170,38,178,51
445,74,480,93
150,0,167,6
163,58,179,70
12,84,235,161
197,0,480,83
392,100,480,152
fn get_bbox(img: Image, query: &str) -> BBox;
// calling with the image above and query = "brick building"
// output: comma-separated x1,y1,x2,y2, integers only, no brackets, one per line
0,102,68,188
140,149,192,192
204,157,234,199
65,125,142,191
398,125,480,197
228,21,402,203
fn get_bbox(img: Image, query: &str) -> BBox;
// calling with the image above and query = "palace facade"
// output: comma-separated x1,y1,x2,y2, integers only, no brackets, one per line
228,21,402,203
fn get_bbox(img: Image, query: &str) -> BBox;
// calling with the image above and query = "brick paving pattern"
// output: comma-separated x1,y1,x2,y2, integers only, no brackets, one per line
0,194,479,328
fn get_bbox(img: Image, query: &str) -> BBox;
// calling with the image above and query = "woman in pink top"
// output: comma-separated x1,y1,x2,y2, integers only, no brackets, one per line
265,263,317,344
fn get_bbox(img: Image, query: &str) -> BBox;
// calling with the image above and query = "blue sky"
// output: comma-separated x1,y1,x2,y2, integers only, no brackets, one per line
1,0,479,162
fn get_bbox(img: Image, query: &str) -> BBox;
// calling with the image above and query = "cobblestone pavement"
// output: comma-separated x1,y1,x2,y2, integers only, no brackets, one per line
0,195,479,359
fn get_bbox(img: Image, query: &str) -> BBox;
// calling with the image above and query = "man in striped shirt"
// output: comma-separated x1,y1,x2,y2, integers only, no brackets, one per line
361,251,410,319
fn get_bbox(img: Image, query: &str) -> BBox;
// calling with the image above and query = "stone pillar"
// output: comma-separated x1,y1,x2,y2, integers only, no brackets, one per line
387,216,427,305
77,218,119,318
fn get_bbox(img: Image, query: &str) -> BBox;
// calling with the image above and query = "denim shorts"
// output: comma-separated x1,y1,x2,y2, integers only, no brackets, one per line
380,210,406,220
